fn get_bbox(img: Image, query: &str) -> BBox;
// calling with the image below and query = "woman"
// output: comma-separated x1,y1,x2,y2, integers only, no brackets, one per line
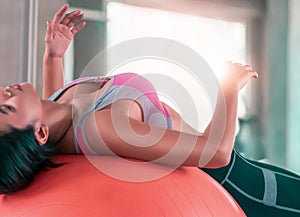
3,4,298,217
0,4,253,194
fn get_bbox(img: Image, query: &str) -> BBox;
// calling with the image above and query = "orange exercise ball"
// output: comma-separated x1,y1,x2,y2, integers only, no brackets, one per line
0,155,245,217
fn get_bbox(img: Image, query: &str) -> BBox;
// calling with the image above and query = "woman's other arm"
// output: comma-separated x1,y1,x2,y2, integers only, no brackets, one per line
199,62,258,167
218,63,258,160
43,4,86,99
86,63,258,168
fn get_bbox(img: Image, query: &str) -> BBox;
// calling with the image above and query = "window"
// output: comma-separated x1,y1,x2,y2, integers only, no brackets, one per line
106,2,247,133
107,2,246,75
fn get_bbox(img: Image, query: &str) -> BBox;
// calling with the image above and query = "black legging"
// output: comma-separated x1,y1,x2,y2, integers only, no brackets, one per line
202,149,300,217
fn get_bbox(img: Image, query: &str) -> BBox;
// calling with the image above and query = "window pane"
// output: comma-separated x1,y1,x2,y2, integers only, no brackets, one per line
107,2,246,75
106,2,247,134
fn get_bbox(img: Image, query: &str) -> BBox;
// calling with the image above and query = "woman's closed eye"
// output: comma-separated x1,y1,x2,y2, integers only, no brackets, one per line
0,104,15,114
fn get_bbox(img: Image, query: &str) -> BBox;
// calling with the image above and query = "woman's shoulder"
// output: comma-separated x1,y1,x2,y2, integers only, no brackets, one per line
48,75,111,102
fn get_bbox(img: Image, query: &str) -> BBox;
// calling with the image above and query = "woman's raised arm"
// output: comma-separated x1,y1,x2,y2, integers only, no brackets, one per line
43,4,86,99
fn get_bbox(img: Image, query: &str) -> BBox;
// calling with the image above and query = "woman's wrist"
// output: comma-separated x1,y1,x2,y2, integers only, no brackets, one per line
43,52,63,62
43,47,65,59
43,50,64,99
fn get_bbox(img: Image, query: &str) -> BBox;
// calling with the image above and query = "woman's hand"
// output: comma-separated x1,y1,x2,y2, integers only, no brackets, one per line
43,4,86,99
45,4,86,58
221,62,258,91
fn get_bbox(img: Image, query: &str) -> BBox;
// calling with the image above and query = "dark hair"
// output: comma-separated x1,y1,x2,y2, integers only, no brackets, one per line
0,125,64,194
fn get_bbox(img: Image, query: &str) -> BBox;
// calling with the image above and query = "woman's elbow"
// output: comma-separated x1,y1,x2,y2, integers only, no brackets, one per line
216,149,231,167
203,149,231,168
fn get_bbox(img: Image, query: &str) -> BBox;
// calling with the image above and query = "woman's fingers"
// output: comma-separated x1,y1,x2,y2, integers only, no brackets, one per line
53,5,85,33
65,13,85,29
244,65,258,78
52,4,69,24
245,65,252,70
71,21,86,35
251,71,259,79
225,61,258,79
52,4,85,30
60,10,81,26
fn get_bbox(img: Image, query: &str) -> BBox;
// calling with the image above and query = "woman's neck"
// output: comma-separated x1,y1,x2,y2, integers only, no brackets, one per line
41,100,73,144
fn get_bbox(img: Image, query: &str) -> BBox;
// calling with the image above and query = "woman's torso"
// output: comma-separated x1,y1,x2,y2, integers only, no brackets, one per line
51,79,113,153
48,73,171,154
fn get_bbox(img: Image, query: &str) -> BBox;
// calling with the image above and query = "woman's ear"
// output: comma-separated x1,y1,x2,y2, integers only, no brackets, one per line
34,124,49,145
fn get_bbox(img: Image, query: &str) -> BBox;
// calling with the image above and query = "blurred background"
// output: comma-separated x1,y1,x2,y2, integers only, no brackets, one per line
1,0,300,172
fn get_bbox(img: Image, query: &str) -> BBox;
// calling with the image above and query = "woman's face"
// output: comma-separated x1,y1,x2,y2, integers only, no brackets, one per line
0,82,42,130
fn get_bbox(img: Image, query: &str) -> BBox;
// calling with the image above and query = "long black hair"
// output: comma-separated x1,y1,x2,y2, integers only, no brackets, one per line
0,125,64,194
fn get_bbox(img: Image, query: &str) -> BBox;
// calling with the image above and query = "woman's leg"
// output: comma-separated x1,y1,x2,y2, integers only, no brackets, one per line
203,150,300,217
